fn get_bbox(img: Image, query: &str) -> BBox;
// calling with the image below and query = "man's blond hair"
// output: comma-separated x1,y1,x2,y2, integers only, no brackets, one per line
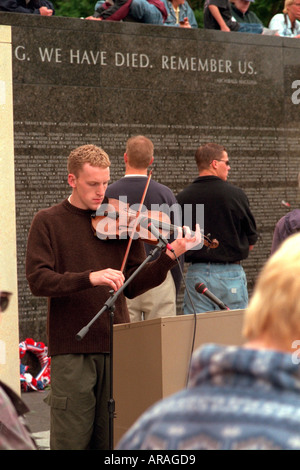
68,144,110,176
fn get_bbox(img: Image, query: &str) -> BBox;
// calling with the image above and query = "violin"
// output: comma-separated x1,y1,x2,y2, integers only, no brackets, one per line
91,198,219,250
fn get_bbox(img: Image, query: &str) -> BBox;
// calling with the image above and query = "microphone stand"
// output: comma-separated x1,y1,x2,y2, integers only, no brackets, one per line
75,240,166,450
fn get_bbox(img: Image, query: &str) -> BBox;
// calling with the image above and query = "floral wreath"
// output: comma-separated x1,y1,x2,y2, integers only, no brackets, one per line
19,338,51,392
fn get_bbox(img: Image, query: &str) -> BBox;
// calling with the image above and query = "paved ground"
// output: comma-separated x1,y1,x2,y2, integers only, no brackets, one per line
21,390,50,450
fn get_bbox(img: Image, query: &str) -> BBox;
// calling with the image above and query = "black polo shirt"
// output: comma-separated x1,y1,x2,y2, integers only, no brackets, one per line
176,176,258,263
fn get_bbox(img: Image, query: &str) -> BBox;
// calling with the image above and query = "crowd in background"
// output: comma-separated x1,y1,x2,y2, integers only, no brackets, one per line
1,0,300,37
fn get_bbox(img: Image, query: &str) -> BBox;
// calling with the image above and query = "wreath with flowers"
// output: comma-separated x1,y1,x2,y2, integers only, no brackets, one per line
19,338,51,392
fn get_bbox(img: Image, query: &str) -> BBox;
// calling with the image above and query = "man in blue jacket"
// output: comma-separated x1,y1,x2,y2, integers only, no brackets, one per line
162,0,198,27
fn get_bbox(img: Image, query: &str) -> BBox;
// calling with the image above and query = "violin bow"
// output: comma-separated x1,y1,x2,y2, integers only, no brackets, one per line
120,169,153,273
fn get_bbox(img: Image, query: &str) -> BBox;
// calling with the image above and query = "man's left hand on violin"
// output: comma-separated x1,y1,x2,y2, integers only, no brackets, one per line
166,224,202,259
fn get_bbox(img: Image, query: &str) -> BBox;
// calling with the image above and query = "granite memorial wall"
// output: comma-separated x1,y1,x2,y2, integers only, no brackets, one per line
1,13,300,341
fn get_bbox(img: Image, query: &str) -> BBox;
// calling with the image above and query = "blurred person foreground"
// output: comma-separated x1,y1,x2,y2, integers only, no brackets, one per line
118,232,300,450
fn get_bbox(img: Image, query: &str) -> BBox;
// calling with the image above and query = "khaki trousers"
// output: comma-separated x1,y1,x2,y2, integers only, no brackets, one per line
45,353,110,450
127,271,176,322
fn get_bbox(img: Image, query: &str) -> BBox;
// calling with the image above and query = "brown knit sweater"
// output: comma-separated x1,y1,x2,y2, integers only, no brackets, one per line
26,199,176,356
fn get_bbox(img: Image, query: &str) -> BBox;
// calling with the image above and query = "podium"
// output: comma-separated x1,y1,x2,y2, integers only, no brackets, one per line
113,309,244,446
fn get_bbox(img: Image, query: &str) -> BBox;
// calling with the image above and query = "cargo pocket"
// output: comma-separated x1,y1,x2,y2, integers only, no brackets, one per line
44,392,67,410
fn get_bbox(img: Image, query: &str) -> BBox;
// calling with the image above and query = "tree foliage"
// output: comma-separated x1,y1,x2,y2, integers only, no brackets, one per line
251,0,284,25
52,0,95,17
52,0,285,26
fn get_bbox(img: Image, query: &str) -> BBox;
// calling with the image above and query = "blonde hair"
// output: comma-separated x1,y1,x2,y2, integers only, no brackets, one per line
243,233,300,349
284,0,295,13
126,135,154,169
67,144,110,176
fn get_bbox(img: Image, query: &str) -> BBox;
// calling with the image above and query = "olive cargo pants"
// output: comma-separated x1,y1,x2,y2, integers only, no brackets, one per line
44,353,110,450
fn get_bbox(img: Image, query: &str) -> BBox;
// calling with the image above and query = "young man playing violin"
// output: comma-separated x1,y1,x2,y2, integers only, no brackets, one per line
25,144,201,451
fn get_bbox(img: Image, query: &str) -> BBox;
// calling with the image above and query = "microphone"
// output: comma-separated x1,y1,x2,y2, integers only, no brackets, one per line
195,282,229,310
139,218,174,252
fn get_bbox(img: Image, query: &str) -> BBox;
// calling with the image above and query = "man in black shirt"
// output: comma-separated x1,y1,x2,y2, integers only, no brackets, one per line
177,142,258,314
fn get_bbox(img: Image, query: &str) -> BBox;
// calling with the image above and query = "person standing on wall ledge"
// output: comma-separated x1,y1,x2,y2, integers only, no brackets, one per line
0,0,54,15
176,142,258,315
